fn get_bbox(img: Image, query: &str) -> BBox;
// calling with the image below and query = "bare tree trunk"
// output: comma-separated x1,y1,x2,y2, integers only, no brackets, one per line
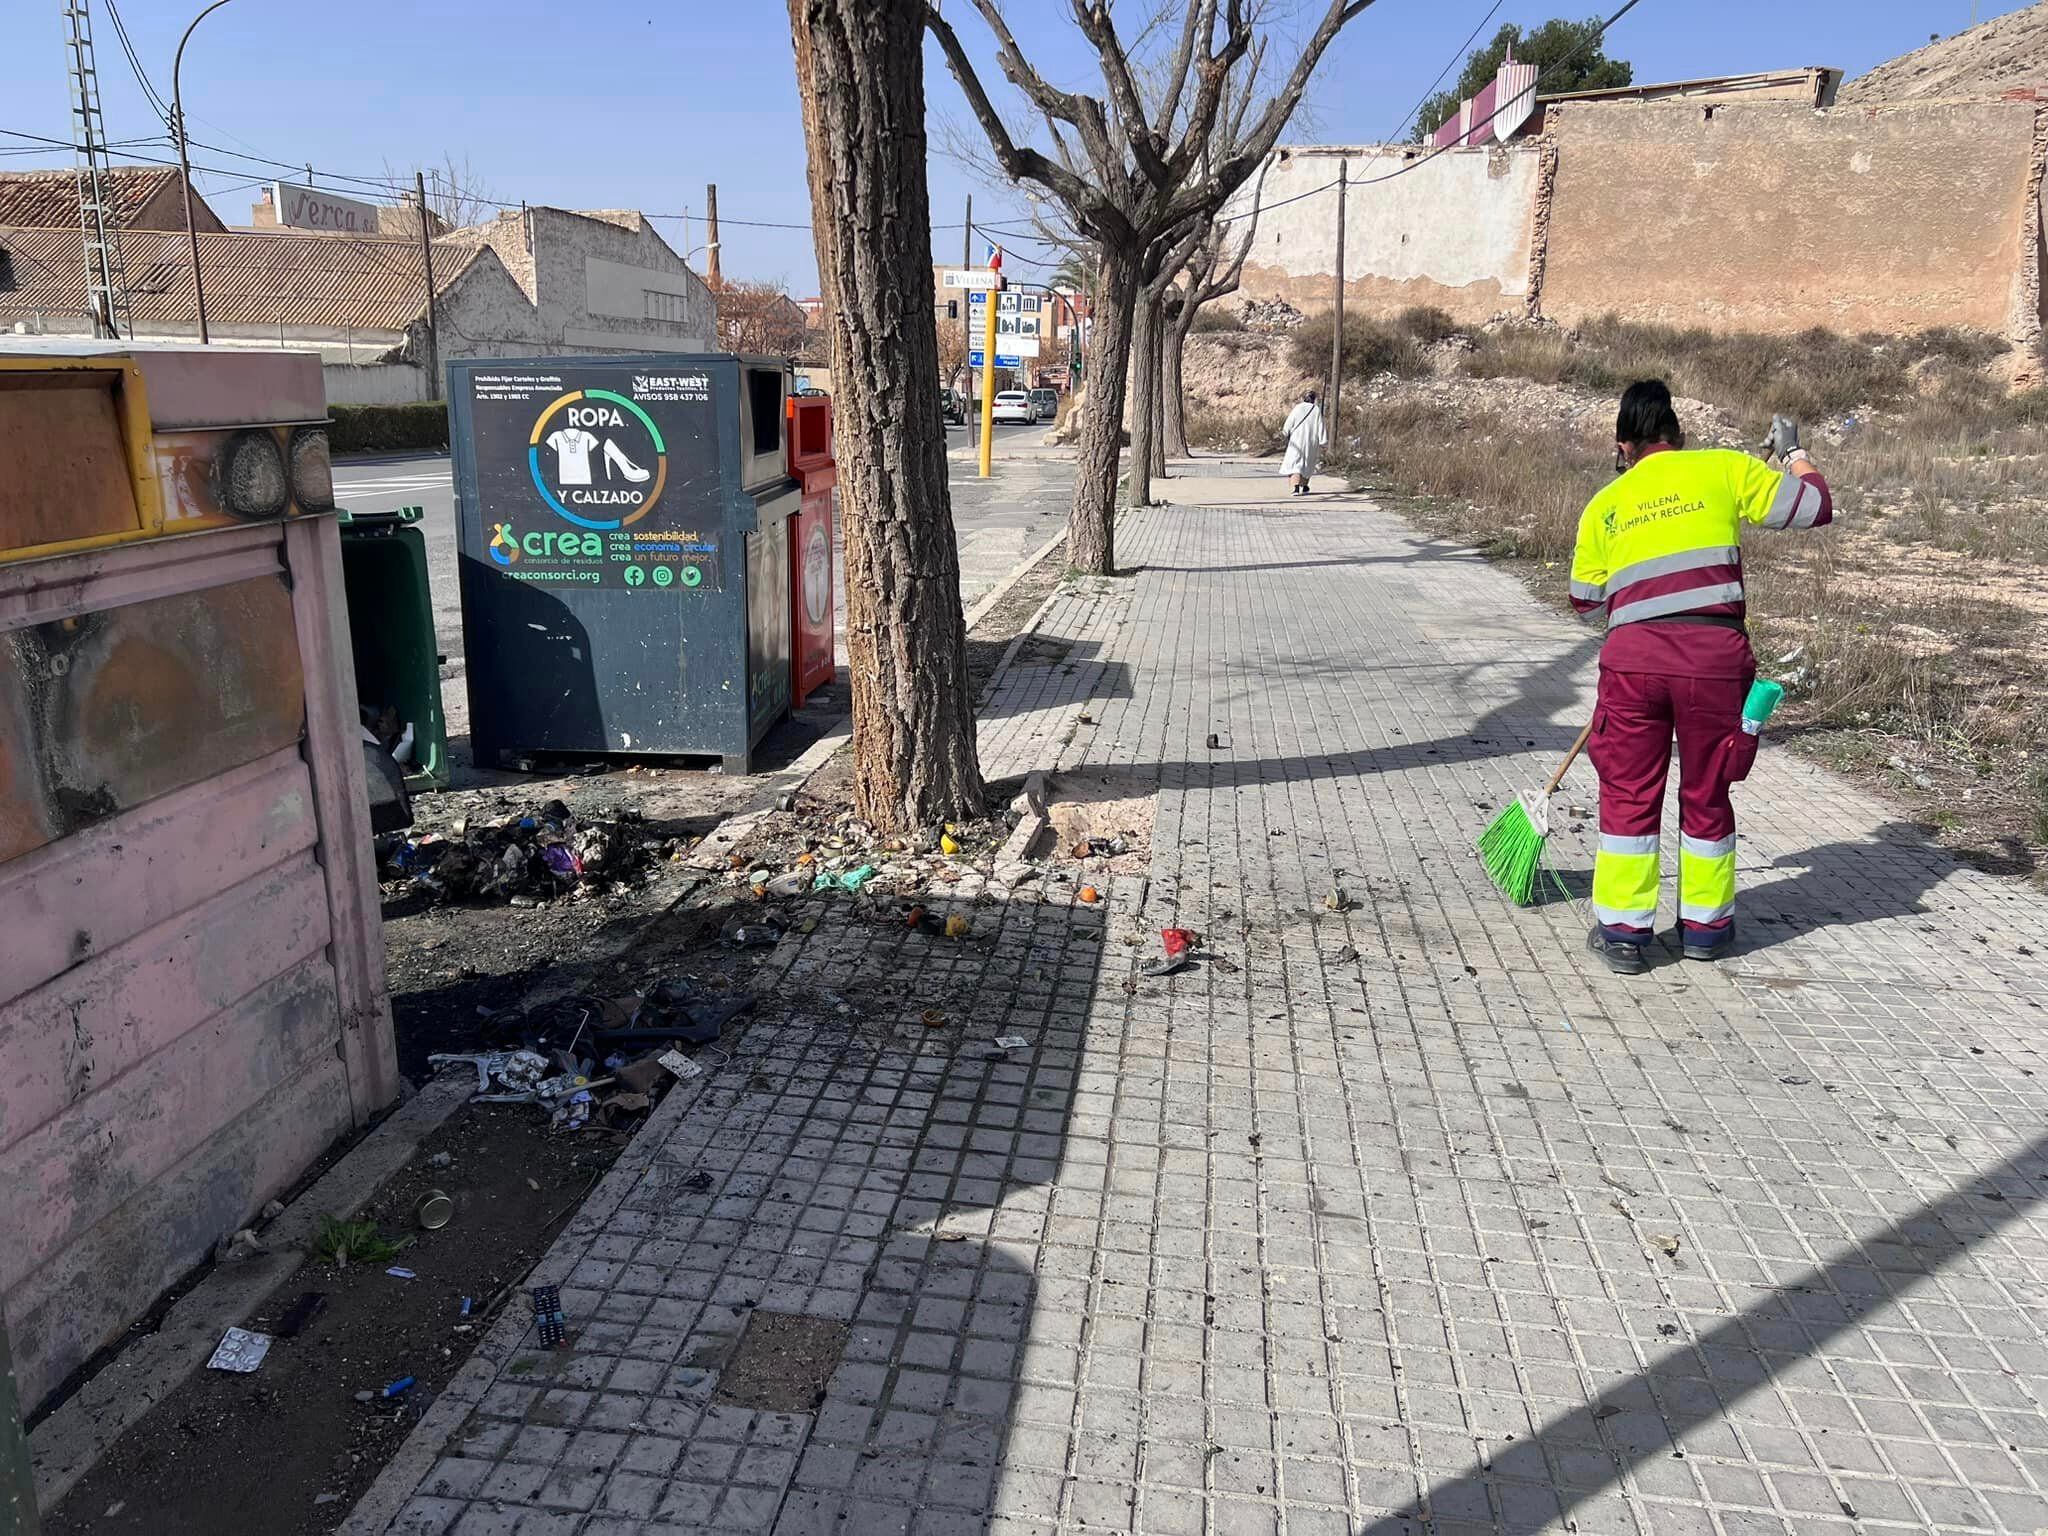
1126,285,1161,509
1164,294,1196,457
789,0,983,830
1148,296,1168,478
1071,243,1139,573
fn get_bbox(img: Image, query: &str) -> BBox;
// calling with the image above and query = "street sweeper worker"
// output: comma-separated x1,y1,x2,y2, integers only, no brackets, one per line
1569,379,1832,974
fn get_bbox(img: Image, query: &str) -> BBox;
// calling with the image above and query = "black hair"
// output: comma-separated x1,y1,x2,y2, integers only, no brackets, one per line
1303,389,1318,403
1615,379,1684,450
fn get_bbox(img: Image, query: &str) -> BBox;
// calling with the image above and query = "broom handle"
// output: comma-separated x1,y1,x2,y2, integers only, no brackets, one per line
1542,717,1596,797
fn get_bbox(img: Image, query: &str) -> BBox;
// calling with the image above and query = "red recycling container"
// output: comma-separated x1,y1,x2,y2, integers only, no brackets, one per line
787,394,837,708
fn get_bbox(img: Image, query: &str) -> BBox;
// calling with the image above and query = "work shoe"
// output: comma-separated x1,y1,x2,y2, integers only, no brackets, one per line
1674,926,1733,963
1587,925,1647,976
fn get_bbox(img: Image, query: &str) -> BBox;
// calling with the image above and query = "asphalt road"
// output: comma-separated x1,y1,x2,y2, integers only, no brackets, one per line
332,418,1066,763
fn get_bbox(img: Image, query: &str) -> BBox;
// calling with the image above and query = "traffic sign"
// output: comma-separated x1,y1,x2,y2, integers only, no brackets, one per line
944,269,1000,289
969,350,1024,369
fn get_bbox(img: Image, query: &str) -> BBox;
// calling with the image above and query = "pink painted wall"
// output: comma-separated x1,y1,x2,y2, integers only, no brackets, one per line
0,517,397,1412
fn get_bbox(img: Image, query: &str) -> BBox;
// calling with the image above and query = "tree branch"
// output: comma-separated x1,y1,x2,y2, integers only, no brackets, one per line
924,4,1105,219
1069,1,1173,190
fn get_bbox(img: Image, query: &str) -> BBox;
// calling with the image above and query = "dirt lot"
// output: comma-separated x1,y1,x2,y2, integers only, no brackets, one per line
1186,313,2048,870
44,1104,626,1536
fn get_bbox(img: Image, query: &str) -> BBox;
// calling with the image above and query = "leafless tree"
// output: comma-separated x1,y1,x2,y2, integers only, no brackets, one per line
1162,157,1267,457
788,0,985,829
927,0,1377,571
713,279,814,357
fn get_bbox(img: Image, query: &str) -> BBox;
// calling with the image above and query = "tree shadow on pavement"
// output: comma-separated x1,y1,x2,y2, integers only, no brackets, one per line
1358,1130,2048,1535
1729,820,1972,962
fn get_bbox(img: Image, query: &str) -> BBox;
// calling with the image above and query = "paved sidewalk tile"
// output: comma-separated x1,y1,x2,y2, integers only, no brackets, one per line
355,488,2048,1536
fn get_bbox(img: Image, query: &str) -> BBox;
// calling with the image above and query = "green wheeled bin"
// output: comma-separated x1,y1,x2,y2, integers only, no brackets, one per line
339,505,450,790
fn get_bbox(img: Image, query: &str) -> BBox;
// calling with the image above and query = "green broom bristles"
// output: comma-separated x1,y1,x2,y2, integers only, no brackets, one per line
1478,794,1546,906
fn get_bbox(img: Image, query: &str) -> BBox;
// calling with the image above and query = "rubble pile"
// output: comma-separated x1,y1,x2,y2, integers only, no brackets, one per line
378,798,680,907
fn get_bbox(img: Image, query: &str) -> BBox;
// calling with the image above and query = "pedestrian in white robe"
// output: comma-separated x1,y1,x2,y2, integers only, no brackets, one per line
1282,391,1326,494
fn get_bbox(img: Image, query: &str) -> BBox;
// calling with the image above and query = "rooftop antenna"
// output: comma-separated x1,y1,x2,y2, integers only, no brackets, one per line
64,0,132,338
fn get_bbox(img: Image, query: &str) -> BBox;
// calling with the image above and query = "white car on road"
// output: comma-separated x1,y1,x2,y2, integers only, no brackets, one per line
991,390,1035,425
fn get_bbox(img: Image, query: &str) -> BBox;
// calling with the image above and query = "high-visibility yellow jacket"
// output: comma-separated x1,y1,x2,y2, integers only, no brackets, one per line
1569,445,1832,671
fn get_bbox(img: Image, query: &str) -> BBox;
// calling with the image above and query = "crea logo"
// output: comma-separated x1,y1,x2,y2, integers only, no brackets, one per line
490,522,608,565
489,522,520,566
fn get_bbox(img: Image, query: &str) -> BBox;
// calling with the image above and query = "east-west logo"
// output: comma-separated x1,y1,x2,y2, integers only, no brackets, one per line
528,388,667,531
488,522,520,566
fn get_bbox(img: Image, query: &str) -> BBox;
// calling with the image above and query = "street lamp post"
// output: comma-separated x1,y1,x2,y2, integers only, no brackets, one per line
172,0,235,345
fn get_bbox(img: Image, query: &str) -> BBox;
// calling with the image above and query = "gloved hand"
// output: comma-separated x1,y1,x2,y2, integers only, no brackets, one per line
1762,414,1803,462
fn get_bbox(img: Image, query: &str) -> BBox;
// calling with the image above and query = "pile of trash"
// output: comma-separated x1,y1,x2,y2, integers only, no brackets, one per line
720,808,1025,906
379,798,679,907
433,978,754,1131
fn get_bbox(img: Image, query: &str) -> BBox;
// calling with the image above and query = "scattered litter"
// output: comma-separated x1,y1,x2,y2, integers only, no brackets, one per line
726,919,784,949
1324,887,1350,913
415,1190,454,1230
353,1391,375,1404
532,1285,568,1348
814,863,878,892
386,1266,418,1280
1779,1075,1811,1086
1333,943,1359,963
260,1199,286,1222
460,1296,475,1317
1070,835,1128,858
431,1048,550,1098
1078,886,1101,905
1144,927,1197,977
1593,1404,1621,1421
921,1008,948,1029
763,870,809,898
681,1170,715,1191
427,1151,453,1169
940,832,961,855
381,1376,415,1399
206,1328,273,1374
377,797,669,908
218,1227,265,1263
1650,1232,1681,1259
274,1291,328,1339
315,1493,342,1507
1205,733,1224,750
944,914,972,938
991,1035,1031,1054
658,1048,704,1082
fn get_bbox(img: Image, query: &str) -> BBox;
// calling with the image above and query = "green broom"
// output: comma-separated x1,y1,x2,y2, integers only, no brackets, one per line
1478,717,1595,906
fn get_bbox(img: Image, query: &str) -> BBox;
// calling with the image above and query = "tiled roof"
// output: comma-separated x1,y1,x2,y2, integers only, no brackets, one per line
0,224,483,332
0,166,223,232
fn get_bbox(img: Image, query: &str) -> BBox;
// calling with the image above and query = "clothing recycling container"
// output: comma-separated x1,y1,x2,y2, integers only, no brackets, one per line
449,354,799,773
787,392,837,709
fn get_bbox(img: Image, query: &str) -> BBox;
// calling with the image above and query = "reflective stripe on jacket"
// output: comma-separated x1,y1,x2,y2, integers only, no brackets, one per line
1569,447,1832,627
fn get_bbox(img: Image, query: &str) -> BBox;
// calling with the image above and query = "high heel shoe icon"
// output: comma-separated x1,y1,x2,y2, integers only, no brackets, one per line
603,439,652,483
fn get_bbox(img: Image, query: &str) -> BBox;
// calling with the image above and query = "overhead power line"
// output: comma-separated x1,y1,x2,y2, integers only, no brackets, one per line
1387,0,1504,146
102,0,176,129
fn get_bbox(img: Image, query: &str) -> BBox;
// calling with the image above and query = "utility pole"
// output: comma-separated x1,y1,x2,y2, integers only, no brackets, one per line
1327,159,1347,433
173,0,234,345
705,183,721,287
415,169,440,399
64,0,130,339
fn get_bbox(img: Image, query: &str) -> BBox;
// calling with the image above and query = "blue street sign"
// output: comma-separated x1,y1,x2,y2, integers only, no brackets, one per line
969,350,1023,369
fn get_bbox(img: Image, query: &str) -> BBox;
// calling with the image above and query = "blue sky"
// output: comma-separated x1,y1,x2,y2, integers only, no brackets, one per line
0,0,2023,291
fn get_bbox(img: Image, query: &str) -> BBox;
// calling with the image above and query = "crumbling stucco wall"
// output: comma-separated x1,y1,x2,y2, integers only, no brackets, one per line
1540,98,2042,335
1234,144,1542,323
